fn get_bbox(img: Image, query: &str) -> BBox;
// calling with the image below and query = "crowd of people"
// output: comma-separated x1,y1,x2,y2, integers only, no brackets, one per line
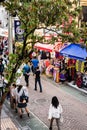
6,55,62,129
0,37,9,77
0,37,9,97
9,56,63,130
9,54,43,119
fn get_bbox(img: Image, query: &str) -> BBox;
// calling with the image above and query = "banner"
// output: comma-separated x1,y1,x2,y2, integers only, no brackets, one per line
14,20,24,42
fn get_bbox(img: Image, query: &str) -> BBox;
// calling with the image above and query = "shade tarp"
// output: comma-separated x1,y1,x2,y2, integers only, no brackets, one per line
34,43,54,52
60,43,87,61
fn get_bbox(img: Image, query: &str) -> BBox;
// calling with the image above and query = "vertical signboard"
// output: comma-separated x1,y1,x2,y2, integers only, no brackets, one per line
14,20,24,42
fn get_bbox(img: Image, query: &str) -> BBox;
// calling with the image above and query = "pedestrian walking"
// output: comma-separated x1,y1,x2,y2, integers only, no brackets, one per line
23,61,30,87
34,66,42,92
15,84,30,118
31,56,39,75
0,40,4,55
48,96,63,130
0,60,4,78
0,76,4,97
10,83,17,112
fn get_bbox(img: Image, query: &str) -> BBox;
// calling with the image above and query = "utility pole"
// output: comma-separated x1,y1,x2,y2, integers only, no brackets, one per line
8,15,13,54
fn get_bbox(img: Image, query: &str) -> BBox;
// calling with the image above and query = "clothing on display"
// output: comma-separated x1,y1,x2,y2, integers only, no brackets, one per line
76,73,82,88
82,73,87,87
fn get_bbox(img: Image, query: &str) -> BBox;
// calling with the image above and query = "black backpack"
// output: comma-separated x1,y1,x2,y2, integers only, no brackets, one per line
20,90,29,103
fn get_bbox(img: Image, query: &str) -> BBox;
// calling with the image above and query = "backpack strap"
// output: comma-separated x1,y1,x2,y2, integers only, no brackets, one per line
22,90,25,96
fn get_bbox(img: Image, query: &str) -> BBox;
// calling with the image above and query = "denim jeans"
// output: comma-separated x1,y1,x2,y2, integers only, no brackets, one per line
35,78,42,92
24,74,29,86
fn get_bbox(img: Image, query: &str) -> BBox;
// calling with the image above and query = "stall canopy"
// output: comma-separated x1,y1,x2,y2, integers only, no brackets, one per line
0,28,8,37
60,43,87,61
34,42,54,52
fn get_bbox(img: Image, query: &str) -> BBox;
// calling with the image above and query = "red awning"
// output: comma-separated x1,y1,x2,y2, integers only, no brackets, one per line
34,43,54,52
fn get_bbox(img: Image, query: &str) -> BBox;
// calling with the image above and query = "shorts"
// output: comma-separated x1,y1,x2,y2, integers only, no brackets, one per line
18,102,27,108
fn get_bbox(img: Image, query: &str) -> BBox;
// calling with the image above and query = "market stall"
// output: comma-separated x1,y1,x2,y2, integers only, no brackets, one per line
60,43,87,61
34,42,67,82
60,43,87,88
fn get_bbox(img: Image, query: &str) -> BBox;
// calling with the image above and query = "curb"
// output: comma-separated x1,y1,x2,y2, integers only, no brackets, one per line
67,82,87,94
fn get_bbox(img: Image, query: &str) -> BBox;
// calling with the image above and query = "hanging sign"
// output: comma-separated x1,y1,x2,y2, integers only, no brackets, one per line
14,20,24,42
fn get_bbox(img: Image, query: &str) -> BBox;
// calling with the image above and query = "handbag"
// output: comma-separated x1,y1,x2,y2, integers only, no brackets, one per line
20,90,29,103
59,115,63,123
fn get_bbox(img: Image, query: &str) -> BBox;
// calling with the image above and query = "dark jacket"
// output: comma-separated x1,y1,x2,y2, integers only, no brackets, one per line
0,63,4,73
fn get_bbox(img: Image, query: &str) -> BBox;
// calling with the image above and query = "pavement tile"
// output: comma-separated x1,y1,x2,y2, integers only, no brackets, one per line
1,117,18,130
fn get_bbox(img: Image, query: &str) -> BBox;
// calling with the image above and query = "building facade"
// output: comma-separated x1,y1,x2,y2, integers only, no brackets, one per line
80,0,87,22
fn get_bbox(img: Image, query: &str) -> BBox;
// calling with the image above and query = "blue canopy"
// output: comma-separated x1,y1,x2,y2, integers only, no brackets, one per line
60,43,87,61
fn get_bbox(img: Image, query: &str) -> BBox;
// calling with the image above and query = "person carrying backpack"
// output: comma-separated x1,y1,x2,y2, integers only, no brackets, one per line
31,56,39,75
23,61,30,87
15,84,29,118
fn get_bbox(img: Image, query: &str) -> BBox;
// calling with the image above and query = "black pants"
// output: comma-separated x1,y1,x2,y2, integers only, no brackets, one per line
0,87,4,97
35,78,42,92
24,74,29,86
32,66,36,74
0,72,4,79
50,118,60,130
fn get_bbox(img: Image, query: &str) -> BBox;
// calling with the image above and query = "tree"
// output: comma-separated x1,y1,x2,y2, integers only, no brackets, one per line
0,0,5,2
0,0,83,109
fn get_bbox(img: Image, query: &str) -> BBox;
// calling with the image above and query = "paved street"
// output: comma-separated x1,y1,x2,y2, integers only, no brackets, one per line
1,73,87,130
28,74,87,130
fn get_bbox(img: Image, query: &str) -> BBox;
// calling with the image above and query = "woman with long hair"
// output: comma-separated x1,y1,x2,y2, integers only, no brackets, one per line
16,84,30,118
48,96,63,130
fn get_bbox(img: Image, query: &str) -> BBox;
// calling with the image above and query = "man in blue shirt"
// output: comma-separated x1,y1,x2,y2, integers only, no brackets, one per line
23,62,30,87
31,56,39,75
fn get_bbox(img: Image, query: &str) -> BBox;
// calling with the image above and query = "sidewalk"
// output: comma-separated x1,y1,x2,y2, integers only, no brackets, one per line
2,99,49,130
1,105,18,130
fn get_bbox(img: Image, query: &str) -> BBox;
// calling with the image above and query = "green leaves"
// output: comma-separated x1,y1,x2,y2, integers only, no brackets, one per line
2,0,87,85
